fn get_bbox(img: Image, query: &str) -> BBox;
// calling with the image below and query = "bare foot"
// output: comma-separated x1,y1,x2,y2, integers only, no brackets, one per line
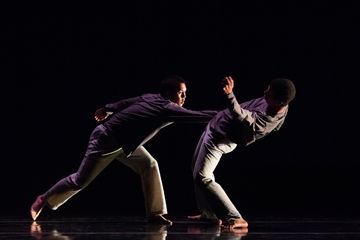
188,215,222,225
30,195,45,221
147,215,172,225
221,218,248,229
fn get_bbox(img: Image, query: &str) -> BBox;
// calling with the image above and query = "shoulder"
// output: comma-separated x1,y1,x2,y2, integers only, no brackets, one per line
240,97,266,109
239,97,267,117
139,93,169,103
140,93,161,99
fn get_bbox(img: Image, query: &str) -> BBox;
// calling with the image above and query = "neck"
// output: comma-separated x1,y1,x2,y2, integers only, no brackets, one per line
269,105,286,114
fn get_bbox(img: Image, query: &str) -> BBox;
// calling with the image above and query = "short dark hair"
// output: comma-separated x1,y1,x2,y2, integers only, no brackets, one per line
160,75,186,95
270,78,296,106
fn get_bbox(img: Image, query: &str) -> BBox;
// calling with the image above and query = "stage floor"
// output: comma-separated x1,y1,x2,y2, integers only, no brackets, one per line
1,215,360,239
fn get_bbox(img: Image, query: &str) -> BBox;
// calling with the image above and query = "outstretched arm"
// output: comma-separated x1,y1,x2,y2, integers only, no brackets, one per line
94,96,140,122
166,105,219,123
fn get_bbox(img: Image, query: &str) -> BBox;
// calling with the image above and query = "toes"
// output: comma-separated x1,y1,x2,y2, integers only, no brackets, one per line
147,215,172,225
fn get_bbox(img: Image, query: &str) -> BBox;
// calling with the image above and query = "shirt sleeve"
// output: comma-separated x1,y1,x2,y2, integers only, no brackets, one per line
165,103,219,123
224,92,257,128
224,93,273,135
103,96,141,113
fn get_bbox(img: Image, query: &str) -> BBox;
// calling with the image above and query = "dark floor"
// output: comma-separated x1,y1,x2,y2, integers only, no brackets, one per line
1,215,360,240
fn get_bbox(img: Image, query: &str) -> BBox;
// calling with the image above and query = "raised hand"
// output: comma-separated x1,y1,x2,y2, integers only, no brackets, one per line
222,76,234,94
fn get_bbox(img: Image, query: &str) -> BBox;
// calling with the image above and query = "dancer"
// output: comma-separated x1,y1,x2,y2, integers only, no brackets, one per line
189,76,296,229
30,75,218,224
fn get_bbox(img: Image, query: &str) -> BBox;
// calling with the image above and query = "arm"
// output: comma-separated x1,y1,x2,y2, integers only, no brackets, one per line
166,104,219,123
223,77,286,135
94,96,140,122
222,76,256,127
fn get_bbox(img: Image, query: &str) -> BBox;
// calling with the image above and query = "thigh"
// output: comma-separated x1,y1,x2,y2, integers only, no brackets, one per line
193,128,236,180
116,146,156,175
192,130,207,171
75,125,123,186
193,141,223,181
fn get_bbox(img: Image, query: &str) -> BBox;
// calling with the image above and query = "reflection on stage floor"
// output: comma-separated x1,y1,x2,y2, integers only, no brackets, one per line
1,215,360,239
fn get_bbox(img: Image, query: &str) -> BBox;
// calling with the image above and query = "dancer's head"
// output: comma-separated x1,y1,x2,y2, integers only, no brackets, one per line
161,75,187,107
264,78,296,107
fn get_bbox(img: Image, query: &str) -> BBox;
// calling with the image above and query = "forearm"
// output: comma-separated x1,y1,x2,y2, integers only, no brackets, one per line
103,96,140,113
167,105,219,123
224,92,255,126
224,92,243,119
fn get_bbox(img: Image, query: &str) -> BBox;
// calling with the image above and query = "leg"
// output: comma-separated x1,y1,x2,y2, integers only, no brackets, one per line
192,126,245,224
31,125,122,220
190,130,218,221
117,146,170,224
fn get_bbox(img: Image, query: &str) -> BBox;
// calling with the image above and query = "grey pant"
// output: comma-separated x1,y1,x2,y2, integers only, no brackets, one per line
192,125,241,222
43,124,167,217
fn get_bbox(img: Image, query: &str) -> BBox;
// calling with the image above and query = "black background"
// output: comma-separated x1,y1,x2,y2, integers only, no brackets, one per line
2,1,359,219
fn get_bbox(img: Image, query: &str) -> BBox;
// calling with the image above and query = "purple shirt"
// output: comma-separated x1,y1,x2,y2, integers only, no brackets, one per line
103,93,218,156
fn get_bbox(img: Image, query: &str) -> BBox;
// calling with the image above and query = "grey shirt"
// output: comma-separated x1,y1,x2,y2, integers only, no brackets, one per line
208,92,288,146
102,93,219,156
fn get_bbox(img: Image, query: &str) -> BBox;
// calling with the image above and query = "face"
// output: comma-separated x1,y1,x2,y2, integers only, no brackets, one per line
264,85,281,107
167,83,187,106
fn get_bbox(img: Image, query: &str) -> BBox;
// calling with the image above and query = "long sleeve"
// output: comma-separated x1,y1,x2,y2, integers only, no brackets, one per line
165,103,219,123
102,93,220,157
220,93,287,145
103,96,141,113
224,92,257,129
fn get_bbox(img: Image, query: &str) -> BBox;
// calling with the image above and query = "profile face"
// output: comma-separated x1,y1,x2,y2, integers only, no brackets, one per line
167,83,187,107
264,85,277,106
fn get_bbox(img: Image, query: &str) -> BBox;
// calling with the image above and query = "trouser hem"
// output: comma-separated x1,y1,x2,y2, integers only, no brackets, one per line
147,210,168,218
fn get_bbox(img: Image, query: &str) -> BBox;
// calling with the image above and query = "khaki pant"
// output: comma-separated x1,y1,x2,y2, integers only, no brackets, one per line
43,124,167,217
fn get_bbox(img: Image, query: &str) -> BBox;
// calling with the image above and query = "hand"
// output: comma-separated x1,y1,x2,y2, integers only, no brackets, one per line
222,76,234,94
94,109,107,122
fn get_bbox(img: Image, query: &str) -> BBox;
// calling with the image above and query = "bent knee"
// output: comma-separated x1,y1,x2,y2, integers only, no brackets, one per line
136,158,159,169
141,157,159,169
193,173,213,186
149,158,158,168
133,158,159,175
